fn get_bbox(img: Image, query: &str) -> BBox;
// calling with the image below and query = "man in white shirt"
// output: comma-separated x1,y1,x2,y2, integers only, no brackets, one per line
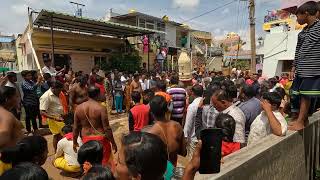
119,72,127,91
40,81,65,151
42,58,64,78
248,92,287,145
184,85,203,159
211,88,246,143
42,59,57,76
145,74,150,90
54,125,82,173
140,74,148,91
120,72,127,83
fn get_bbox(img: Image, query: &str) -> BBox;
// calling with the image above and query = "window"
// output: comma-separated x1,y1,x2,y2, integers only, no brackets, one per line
94,56,106,67
0,43,9,50
146,23,155,30
145,20,155,30
157,22,165,31
139,19,146,28
282,60,293,73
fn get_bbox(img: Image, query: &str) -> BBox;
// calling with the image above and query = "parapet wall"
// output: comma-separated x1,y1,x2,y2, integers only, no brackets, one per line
195,112,320,180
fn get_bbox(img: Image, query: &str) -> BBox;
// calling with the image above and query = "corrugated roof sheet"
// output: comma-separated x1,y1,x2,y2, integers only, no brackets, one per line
111,11,183,26
33,9,165,38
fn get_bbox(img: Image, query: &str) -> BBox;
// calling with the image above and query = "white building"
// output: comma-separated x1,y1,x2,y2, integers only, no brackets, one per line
16,9,161,74
107,10,216,71
260,10,304,78
260,25,300,78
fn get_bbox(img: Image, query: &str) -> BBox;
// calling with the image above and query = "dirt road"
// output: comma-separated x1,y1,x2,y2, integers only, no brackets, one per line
42,115,129,180
42,114,188,179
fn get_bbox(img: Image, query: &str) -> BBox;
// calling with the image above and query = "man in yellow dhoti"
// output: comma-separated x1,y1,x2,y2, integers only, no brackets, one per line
40,81,65,152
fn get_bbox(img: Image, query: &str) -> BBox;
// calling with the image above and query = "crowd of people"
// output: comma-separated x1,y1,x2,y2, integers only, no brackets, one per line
0,60,302,180
0,1,320,180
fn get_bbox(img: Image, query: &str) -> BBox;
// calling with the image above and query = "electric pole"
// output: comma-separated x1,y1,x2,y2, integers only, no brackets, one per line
249,0,256,73
235,36,241,68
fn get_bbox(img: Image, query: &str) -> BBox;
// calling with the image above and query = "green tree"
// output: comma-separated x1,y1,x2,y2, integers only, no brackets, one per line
105,52,142,73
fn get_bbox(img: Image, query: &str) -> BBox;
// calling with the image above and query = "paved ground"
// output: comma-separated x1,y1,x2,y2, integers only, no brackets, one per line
41,113,189,179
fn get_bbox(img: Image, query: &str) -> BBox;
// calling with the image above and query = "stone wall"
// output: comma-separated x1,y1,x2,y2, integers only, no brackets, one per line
195,113,320,180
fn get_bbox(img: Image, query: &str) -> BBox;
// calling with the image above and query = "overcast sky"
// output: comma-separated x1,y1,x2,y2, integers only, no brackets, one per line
0,0,281,44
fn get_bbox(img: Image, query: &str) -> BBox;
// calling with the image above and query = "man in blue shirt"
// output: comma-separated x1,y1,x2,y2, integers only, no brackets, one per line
21,70,42,134
238,84,262,140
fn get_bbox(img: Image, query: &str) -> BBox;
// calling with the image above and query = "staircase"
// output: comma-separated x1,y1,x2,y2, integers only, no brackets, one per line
190,33,207,55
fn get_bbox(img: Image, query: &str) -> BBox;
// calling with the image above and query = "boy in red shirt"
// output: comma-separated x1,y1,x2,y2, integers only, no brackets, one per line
128,91,150,132
279,73,289,87
95,76,106,97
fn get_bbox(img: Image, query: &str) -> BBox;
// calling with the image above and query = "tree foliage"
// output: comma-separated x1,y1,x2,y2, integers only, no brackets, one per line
100,52,142,73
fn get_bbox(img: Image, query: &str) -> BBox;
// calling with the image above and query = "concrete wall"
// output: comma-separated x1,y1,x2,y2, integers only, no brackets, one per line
261,29,300,78
34,50,95,75
18,28,123,72
165,24,177,48
195,113,320,180
70,54,94,75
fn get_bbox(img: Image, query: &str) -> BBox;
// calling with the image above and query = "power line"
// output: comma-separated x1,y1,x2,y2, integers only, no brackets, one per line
186,1,243,33
236,0,241,31
264,32,288,56
238,1,245,35
259,0,278,5
239,0,249,38
182,0,237,23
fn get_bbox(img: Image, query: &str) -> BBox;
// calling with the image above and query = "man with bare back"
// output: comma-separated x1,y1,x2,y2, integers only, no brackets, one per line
73,85,117,167
0,86,24,149
69,76,88,111
130,74,142,94
148,95,187,166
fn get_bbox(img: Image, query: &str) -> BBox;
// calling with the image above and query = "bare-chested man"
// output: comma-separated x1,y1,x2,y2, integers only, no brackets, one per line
0,86,24,149
73,85,117,166
148,95,187,166
69,76,88,111
130,74,142,94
